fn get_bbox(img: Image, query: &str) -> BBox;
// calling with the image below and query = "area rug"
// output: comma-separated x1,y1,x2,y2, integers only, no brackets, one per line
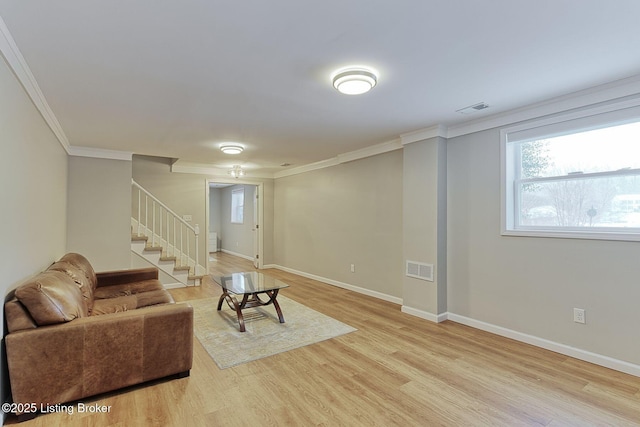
186,296,357,369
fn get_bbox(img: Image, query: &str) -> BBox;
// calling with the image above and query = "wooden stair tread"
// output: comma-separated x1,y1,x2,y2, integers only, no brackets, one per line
129,224,203,286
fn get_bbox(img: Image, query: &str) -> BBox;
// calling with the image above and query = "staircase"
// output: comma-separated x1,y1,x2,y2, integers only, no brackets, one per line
131,180,205,286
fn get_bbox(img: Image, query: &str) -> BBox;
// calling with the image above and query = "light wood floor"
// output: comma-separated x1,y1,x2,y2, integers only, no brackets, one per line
7,252,640,426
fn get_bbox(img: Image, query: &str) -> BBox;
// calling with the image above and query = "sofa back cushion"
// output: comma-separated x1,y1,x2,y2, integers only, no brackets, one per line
58,253,97,292
15,271,88,325
48,260,95,312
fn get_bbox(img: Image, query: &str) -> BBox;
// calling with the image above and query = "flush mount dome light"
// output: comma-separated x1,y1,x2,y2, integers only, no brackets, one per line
220,144,244,155
332,67,378,95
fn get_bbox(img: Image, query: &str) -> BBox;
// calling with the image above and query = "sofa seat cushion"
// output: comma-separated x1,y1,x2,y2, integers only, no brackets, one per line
91,290,175,316
93,279,164,300
15,271,88,325
47,260,95,312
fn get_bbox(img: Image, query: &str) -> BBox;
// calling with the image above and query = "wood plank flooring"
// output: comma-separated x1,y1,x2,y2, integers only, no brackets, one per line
6,252,640,426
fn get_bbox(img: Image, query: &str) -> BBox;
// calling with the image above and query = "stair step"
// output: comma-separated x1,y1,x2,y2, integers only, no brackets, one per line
173,265,191,272
144,246,163,252
131,235,148,242
160,256,177,262
188,275,204,281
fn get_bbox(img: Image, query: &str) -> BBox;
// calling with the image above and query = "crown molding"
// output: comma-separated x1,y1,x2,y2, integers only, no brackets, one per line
273,158,338,179
397,74,640,142
0,16,71,154
67,145,133,161
172,138,403,180
274,138,402,179
337,138,402,164
445,74,640,139
400,125,447,145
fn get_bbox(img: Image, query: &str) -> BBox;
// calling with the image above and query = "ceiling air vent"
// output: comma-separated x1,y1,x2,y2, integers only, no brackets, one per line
456,102,490,115
406,260,434,282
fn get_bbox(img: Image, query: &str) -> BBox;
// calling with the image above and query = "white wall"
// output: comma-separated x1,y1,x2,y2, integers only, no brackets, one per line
273,150,403,299
447,127,640,366
0,54,68,407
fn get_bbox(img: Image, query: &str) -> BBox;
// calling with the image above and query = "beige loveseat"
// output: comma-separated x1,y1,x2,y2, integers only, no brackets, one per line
4,253,193,421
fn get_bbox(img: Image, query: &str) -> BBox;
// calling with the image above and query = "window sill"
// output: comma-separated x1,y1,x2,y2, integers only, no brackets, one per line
501,228,640,242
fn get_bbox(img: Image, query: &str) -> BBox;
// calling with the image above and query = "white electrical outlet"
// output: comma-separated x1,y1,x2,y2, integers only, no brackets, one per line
183,214,192,222
573,308,586,324
350,264,355,273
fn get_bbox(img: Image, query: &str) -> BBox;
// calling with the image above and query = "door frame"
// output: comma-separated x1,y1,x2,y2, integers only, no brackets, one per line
205,179,264,273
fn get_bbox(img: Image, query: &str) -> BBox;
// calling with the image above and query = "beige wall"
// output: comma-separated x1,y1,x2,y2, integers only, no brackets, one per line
0,54,68,407
447,127,640,365
403,137,447,315
273,150,403,299
66,156,132,270
133,155,274,265
209,187,222,247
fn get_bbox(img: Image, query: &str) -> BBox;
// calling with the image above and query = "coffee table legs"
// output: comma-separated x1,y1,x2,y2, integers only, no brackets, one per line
217,289,285,332
268,290,286,324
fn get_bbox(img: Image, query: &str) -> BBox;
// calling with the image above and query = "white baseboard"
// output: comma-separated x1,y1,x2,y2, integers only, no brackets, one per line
163,282,186,289
446,313,640,378
267,264,403,305
401,306,447,323
262,263,640,378
220,249,254,262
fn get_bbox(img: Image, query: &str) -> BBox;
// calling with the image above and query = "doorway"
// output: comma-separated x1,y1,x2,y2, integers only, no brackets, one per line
206,180,263,272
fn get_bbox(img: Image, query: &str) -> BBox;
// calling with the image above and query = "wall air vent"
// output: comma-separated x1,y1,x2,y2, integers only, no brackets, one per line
456,102,490,115
406,260,434,282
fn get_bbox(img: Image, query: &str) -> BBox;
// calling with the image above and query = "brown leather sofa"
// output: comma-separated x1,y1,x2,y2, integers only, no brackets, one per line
4,253,193,421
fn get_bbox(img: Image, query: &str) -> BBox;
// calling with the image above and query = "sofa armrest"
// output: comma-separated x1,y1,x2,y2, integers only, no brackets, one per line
96,267,159,287
5,303,193,410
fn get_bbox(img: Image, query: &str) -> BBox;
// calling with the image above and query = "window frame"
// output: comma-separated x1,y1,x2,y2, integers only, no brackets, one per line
230,187,245,224
500,97,640,242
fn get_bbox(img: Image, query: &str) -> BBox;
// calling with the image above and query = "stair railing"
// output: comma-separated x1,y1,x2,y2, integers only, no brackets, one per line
132,180,200,274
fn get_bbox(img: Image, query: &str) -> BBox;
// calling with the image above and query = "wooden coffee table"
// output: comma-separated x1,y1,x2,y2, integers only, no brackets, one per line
213,271,290,332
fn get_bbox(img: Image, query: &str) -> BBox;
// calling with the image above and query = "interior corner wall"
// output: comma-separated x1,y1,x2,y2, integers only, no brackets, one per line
0,53,68,410
66,156,132,271
402,137,447,316
447,127,640,366
273,150,403,299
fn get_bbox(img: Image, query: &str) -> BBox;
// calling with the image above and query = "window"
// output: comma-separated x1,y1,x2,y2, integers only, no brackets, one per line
231,188,244,224
501,101,640,241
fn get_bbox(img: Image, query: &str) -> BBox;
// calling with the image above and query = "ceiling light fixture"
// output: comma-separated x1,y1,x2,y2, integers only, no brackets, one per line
332,66,378,95
220,144,244,155
228,165,245,178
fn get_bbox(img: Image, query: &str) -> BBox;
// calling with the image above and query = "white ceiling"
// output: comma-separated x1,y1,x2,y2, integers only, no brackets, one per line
2,1,640,176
